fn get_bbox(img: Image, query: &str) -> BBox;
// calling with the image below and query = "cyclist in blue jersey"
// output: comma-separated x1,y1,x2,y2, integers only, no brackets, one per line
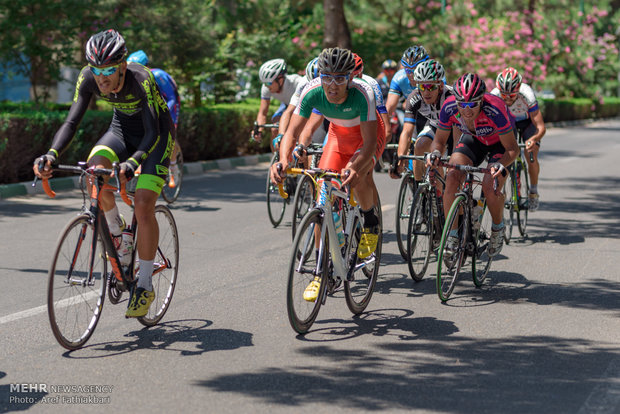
385,46,430,124
127,50,182,187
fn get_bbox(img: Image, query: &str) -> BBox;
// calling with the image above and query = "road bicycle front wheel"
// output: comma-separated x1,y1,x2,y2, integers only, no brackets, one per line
287,209,327,334
48,214,107,350
136,205,179,326
472,200,494,287
345,213,380,314
161,148,184,204
503,167,515,244
516,158,530,237
436,196,468,302
266,153,287,227
291,175,315,239
406,185,433,282
395,173,416,260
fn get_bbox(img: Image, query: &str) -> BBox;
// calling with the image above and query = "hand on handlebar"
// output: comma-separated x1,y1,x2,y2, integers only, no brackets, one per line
425,150,442,167
270,161,288,185
33,154,56,179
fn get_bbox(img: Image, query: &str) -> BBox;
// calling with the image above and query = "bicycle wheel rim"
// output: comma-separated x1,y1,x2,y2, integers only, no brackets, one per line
48,215,106,350
395,174,416,260
266,153,286,227
287,210,326,334
345,214,380,314
517,160,529,236
291,175,315,240
473,201,493,287
436,196,467,302
161,150,183,203
407,185,433,282
137,205,179,326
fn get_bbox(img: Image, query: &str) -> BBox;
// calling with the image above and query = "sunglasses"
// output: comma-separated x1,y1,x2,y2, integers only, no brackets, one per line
501,92,518,99
90,63,121,76
418,83,440,92
404,68,415,75
264,76,282,87
320,73,349,85
456,100,481,109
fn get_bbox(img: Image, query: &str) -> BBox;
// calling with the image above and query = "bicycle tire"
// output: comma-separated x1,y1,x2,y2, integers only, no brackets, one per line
161,148,184,204
516,158,529,237
503,168,515,244
436,195,468,302
291,175,315,239
472,200,494,287
406,185,433,282
395,173,416,260
287,209,327,334
266,153,287,227
48,214,107,350
136,204,180,326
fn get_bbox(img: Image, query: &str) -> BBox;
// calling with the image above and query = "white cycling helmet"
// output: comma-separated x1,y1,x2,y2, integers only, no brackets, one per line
413,59,445,83
305,57,319,81
259,58,287,84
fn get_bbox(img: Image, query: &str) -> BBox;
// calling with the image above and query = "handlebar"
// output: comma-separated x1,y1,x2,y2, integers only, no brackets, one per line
276,166,355,206
250,121,280,141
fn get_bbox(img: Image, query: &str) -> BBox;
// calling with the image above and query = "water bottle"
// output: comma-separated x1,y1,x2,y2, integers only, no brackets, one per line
472,199,484,232
333,212,345,247
119,227,134,267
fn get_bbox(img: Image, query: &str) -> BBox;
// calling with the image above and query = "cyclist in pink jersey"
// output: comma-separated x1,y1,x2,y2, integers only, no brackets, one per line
427,73,519,258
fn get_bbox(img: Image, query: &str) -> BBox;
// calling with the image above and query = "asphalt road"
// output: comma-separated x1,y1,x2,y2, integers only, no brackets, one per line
0,120,619,414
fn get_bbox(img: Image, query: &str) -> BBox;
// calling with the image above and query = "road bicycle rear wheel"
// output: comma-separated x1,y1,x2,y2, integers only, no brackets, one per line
395,173,416,260
345,213,380,314
436,196,468,302
48,214,107,350
472,200,494,287
161,148,184,204
136,205,179,326
503,168,515,244
291,175,315,239
266,153,287,227
407,185,433,281
516,158,530,237
287,209,327,334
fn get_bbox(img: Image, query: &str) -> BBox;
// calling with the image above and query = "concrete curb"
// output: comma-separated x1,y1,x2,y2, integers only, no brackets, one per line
0,153,274,200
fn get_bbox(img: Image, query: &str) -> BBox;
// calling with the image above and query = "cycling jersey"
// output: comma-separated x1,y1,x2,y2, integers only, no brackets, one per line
360,74,387,114
49,63,174,193
490,82,539,122
404,86,453,129
376,74,390,100
438,93,514,146
260,73,305,105
388,69,415,98
151,68,180,127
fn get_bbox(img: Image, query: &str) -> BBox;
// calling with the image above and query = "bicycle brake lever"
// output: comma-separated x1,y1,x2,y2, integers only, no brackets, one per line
112,162,122,193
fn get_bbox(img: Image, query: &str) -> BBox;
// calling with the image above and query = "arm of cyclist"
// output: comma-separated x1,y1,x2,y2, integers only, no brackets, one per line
426,128,450,167
293,112,324,165
278,103,295,136
526,109,546,150
489,130,519,181
252,98,271,141
270,112,307,184
342,120,377,187
392,121,415,178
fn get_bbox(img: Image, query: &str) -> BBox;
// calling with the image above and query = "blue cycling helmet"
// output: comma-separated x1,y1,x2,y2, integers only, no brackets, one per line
127,50,149,66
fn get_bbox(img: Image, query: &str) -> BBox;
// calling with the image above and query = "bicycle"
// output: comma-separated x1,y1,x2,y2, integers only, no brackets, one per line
503,130,531,242
397,154,449,282
435,161,496,302
161,145,184,204
280,167,382,334
290,143,323,239
36,162,179,350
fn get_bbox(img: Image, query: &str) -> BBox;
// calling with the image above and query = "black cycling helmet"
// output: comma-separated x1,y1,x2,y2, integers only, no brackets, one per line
401,45,429,69
85,29,128,67
317,47,356,75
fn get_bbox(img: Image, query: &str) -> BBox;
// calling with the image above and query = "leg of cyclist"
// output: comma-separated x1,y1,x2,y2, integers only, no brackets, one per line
521,122,541,211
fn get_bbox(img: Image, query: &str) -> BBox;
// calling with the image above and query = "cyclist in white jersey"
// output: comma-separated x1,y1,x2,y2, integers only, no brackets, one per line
491,67,546,211
252,58,305,148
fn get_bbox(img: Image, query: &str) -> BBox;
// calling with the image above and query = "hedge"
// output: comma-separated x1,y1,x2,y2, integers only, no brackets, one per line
1,97,619,184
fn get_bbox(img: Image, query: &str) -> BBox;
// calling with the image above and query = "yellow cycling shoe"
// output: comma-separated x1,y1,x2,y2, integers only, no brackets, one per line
303,277,321,302
125,287,155,318
357,226,380,259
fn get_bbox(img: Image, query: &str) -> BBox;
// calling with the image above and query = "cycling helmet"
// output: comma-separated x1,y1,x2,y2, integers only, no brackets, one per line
401,45,428,69
85,29,128,66
127,50,149,66
453,73,486,102
352,53,364,78
496,67,522,94
305,57,319,81
381,59,397,70
413,59,445,83
317,47,356,75
259,58,287,84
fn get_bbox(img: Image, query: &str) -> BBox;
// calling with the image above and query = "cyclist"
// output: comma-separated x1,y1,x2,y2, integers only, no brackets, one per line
392,59,454,185
376,59,398,100
427,73,519,258
252,58,305,149
33,29,174,318
127,50,182,188
271,47,385,301
353,53,391,145
385,46,430,123
491,67,546,211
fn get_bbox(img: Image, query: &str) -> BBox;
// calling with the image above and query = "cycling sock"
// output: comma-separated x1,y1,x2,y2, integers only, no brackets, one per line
492,221,505,231
105,206,123,236
137,258,154,291
362,207,379,228
448,229,458,237
530,185,538,194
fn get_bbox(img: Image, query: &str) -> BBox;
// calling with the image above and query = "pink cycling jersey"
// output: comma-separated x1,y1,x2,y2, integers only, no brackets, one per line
438,93,514,146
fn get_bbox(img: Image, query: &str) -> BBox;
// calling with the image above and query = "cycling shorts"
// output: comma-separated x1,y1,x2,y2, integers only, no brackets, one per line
453,133,504,167
87,129,173,194
515,119,539,146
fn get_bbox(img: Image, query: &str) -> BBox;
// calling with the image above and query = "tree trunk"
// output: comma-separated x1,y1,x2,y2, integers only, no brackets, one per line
323,0,351,49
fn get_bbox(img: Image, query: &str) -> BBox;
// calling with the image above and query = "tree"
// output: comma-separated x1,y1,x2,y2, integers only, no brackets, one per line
323,0,351,49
